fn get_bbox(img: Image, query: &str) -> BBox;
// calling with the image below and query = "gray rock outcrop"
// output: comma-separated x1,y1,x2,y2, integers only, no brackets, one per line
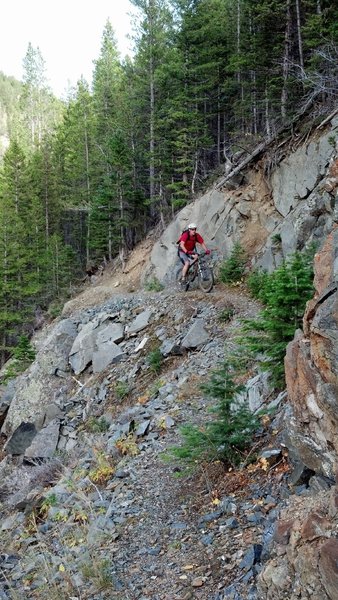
282,226,338,479
145,117,338,283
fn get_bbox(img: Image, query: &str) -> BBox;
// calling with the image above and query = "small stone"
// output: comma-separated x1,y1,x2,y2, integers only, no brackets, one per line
191,577,204,587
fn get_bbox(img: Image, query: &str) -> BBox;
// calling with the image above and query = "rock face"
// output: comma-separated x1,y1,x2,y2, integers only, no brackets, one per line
284,226,338,479
257,475,338,600
257,226,338,600
146,117,338,284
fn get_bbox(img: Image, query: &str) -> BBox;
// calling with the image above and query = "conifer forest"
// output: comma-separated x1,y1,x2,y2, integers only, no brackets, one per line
0,0,337,364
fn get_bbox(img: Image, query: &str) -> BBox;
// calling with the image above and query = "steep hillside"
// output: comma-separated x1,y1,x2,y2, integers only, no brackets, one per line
0,269,273,600
0,119,337,600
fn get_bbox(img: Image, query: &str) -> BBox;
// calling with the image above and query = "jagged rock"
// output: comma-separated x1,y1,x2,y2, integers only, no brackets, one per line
36,318,78,375
126,309,152,335
236,371,271,413
24,419,60,459
318,539,338,599
134,336,148,352
92,340,124,373
271,129,336,217
135,420,151,437
181,319,209,348
69,319,125,374
0,380,16,428
69,320,100,374
96,322,124,345
160,338,184,356
300,512,332,541
5,422,37,455
284,226,338,479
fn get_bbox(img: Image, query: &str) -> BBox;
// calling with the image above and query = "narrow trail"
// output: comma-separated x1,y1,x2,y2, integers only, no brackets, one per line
85,283,285,600
61,281,279,600
58,245,277,599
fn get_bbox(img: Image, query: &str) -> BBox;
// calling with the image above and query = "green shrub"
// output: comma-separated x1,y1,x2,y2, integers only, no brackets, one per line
48,300,63,318
271,233,282,244
12,335,35,363
115,380,130,400
219,242,247,283
1,336,36,383
86,417,110,433
169,362,259,466
218,307,235,322
240,251,314,387
246,268,269,300
144,278,164,292
147,347,163,374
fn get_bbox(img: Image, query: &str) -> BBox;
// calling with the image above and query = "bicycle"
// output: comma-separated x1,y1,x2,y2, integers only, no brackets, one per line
176,251,214,293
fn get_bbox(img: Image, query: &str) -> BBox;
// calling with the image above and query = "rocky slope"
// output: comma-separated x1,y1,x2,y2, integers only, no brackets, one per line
0,281,280,600
0,116,337,600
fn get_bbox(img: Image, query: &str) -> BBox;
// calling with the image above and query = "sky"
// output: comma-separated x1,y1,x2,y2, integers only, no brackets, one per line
1,0,135,98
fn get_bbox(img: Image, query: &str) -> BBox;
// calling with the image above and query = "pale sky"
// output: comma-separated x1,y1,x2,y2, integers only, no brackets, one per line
1,0,135,98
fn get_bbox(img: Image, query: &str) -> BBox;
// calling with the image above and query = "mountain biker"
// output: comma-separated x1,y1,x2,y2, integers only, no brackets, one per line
178,223,210,284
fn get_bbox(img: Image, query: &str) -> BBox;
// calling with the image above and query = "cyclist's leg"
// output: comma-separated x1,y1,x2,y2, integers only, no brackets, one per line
178,250,193,280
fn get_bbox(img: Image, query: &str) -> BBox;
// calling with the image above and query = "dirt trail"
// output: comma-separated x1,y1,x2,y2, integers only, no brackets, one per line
62,236,155,316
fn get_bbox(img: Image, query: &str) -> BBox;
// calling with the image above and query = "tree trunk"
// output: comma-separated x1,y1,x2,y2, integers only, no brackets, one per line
84,113,91,265
236,0,244,132
149,55,155,206
252,70,257,135
265,85,271,138
295,0,304,70
217,90,221,167
281,0,292,120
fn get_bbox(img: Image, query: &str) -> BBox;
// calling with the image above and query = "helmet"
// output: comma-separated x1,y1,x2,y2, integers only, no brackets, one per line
188,222,197,229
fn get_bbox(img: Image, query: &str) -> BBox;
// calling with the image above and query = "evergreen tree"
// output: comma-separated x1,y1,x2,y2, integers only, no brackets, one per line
130,0,175,216
0,142,40,363
58,78,95,264
91,21,126,260
20,43,62,149
242,251,315,386
169,361,259,466
91,21,138,261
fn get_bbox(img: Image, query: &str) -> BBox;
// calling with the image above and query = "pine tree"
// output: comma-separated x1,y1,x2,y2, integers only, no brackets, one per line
130,0,175,216
20,43,62,149
58,78,95,264
169,361,259,465
242,251,315,386
0,143,40,363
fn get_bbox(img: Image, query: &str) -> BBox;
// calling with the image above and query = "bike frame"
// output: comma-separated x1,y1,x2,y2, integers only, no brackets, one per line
177,251,213,292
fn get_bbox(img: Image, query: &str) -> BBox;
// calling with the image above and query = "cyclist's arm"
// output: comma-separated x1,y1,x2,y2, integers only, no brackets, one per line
199,241,210,254
179,241,189,254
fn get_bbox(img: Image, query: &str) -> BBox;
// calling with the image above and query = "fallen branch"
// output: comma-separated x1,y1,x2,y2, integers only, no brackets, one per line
216,91,325,191
215,139,273,190
316,107,338,129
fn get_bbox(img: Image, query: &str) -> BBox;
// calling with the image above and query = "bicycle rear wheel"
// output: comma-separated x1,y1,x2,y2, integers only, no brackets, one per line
198,264,214,292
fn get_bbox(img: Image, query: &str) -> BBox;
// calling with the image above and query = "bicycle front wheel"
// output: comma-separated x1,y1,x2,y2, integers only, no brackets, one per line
198,265,214,292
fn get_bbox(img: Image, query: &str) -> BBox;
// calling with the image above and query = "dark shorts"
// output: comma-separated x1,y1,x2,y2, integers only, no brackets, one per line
178,250,197,265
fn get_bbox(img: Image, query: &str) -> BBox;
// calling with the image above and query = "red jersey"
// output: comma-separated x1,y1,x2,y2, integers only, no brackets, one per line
179,230,204,253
